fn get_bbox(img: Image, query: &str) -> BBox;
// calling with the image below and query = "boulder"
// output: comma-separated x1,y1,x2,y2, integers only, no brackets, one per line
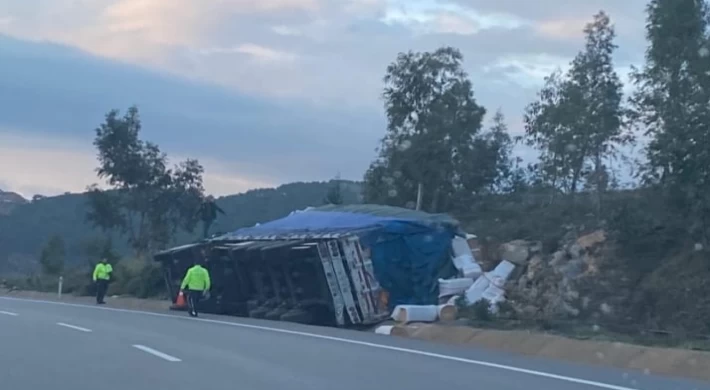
559,258,585,278
526,254,544,279
576,230,606,250
500,240,531,265
567,243,583,259
550,250,567,268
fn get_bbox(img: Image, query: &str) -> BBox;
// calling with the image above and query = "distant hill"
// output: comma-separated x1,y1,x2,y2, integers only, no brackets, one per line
0,180,362,275
0,189,28,216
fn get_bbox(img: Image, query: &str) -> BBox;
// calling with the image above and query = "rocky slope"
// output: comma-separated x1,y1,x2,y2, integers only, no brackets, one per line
500,230,620,321
477,229,710,337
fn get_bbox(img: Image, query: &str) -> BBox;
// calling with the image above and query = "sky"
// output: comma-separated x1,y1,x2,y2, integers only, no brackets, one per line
0,0,649,198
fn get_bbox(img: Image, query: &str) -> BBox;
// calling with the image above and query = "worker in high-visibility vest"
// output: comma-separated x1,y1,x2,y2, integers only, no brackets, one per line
180,259,211,317
92,258,113,305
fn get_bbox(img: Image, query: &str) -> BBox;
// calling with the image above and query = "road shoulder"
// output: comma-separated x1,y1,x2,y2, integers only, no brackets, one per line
383,322,710,382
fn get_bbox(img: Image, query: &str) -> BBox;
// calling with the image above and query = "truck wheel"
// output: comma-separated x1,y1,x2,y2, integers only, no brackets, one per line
265,307,288,321
280,309,311,324
249,307,268,319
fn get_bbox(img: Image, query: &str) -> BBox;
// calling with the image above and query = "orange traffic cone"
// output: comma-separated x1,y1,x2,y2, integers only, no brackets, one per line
175,291,186,307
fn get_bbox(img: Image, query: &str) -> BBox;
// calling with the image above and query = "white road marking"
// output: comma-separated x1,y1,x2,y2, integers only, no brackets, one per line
56,322,92,332
0,297,635,390
133,344,181,362
0,310,18,316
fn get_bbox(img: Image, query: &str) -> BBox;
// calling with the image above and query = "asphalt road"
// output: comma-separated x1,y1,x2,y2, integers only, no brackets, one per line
0,297,706,390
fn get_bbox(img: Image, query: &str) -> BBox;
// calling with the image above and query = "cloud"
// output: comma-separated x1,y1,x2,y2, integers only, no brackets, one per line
535,18,590,40
0,0,642,105
449,0,648,54
485,53,572,88
0,131,275,198
449,0,647,23
0,35,382,192
381,0,525,35
198,43,298,63
0,0,651,195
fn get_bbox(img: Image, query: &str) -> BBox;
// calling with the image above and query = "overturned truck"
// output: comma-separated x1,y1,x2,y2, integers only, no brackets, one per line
154,205,460,327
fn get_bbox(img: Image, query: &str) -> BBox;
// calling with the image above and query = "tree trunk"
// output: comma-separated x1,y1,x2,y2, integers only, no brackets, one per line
594,151,603,219
570,172,580,197
570,144,588,202
570,166,582,213
429,188,440,213
416,182,423,210
549,170,558,205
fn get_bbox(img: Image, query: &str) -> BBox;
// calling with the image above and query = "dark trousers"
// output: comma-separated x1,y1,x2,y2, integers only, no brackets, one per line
186,290,202,316
95,279,108,304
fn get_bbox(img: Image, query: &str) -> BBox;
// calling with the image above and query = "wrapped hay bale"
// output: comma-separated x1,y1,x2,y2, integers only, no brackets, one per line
437,304,458,322
391,305,439,323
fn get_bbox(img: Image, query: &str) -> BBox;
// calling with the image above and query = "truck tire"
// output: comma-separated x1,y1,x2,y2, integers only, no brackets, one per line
249,307,269,319
265,307,288,321
280,308,311,324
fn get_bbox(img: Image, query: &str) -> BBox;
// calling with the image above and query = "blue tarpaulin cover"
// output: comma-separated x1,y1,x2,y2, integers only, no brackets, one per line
224,206,458,307
358,221,456,307
227,210,402,237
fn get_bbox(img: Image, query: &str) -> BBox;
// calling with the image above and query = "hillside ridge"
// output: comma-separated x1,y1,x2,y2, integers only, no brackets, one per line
0,180,362,274
0,189,28,216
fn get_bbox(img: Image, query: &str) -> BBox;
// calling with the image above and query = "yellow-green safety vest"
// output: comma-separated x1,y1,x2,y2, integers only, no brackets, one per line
181,265,211,291
93,263,113,281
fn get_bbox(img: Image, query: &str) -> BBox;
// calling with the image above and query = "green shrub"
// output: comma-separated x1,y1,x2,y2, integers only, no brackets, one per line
495,300,518,320
106,258,166,298
471,299,493,322
4,274,58,292
61,268,93,296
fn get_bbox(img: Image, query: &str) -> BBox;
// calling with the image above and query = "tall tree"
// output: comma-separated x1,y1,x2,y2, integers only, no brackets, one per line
83,237,120,265
524,11,626,208
86,106,205,254
364,47,486,212
631,0,710,242
39,235,65,275
570,11,626,211
363,159,393,206
476,109,515,193
524,70,571,196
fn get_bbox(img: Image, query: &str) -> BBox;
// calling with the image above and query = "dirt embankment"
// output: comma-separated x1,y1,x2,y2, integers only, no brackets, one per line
384,323,710,382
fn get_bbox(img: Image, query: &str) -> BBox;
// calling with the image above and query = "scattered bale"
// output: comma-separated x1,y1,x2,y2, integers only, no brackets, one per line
437,304,458,322
500,240,531,265
375,325,394,335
